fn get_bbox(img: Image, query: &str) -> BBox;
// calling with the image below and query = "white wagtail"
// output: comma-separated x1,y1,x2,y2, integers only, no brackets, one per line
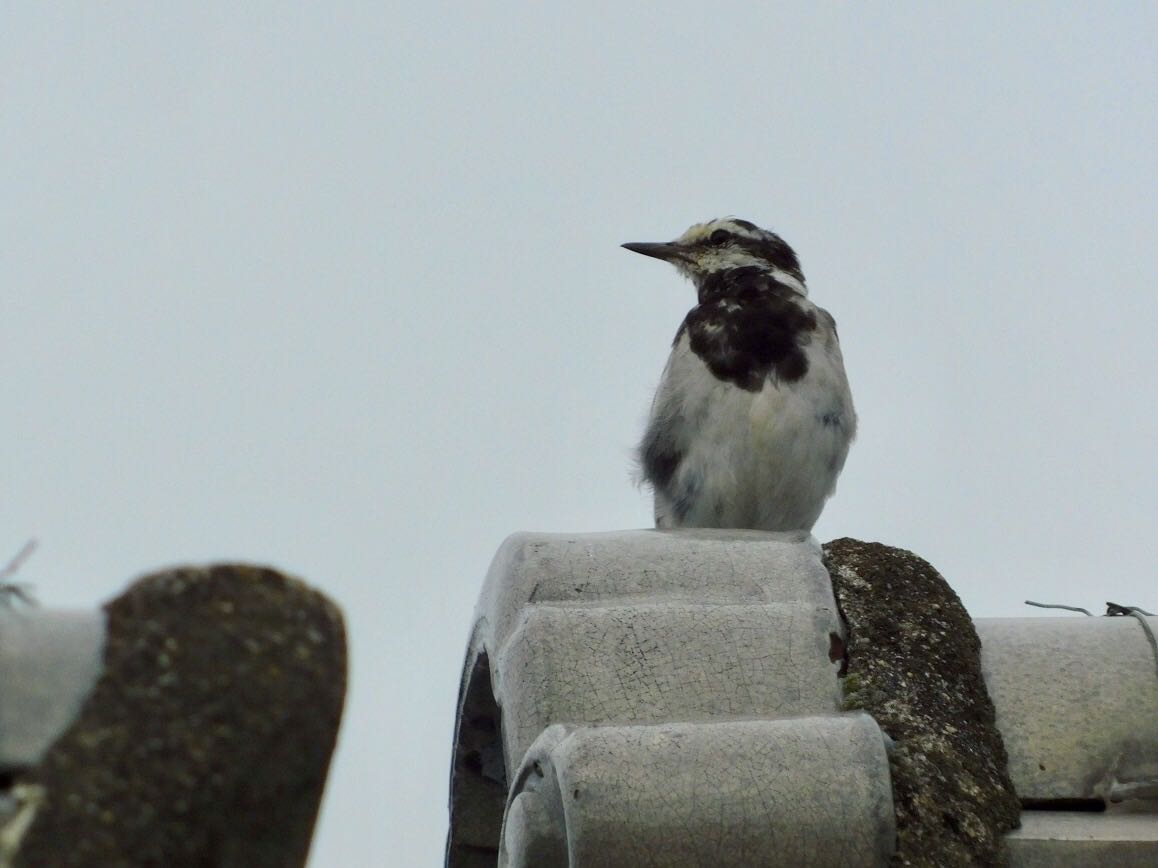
623,217,856,531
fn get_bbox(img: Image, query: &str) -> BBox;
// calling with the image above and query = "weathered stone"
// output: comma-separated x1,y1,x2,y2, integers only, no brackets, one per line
500,716,895,868
823,538,1021,867
12,564,346,868
448,529,850,866
975,616,1158,804
456,531,1158,866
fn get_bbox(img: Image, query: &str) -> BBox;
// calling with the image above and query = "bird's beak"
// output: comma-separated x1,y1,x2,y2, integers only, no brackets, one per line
621,241,690,263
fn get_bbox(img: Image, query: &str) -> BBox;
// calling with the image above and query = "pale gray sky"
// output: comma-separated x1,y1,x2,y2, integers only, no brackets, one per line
2,4,1155,865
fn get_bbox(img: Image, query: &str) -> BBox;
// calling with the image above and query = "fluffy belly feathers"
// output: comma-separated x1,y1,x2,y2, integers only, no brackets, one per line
650,338,854,531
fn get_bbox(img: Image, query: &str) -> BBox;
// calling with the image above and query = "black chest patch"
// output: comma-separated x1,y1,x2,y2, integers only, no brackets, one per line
679,267,818,391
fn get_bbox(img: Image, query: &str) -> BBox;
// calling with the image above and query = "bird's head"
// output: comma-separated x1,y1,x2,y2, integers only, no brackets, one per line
622,217,806,296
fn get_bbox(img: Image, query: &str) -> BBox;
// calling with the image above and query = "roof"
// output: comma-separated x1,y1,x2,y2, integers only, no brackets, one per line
447,529,1158,866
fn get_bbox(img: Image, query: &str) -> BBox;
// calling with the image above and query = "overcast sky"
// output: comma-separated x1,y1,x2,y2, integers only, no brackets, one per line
2,4,1155,865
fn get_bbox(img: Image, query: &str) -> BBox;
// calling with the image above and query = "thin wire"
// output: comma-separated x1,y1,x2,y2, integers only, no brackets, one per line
0,539,38,608
1024,600,1092,616
0,539,37,584
1110,605,1158,680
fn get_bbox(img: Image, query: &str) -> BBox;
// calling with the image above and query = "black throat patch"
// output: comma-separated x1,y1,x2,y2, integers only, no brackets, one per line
680,267,817,391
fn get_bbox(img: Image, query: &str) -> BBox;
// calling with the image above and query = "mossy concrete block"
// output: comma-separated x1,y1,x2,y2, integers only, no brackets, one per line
9,564,346,868
500,715,895,868
822,538,1021,868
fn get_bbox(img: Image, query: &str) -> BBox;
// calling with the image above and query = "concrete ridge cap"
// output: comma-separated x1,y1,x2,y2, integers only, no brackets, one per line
503,597,842,613
499,713,895,867
494,527,819,545
976,615,1158,629
0,607,107,769
1011,810,1158,840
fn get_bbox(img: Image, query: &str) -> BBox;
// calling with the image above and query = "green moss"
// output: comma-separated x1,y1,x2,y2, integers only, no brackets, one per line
839,671,865,710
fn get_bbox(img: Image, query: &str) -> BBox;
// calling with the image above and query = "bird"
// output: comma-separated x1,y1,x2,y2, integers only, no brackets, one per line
623,217,855,532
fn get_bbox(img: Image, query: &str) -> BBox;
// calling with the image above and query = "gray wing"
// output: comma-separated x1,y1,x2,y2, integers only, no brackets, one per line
637,335,704,527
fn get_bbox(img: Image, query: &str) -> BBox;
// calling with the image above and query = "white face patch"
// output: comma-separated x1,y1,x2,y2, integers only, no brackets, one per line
667,217,808,296
695,249,770,272
674,217,762,246
673,222,712,245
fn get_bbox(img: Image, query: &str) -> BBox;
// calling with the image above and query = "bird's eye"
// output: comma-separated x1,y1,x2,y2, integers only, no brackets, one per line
709,229,731,246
